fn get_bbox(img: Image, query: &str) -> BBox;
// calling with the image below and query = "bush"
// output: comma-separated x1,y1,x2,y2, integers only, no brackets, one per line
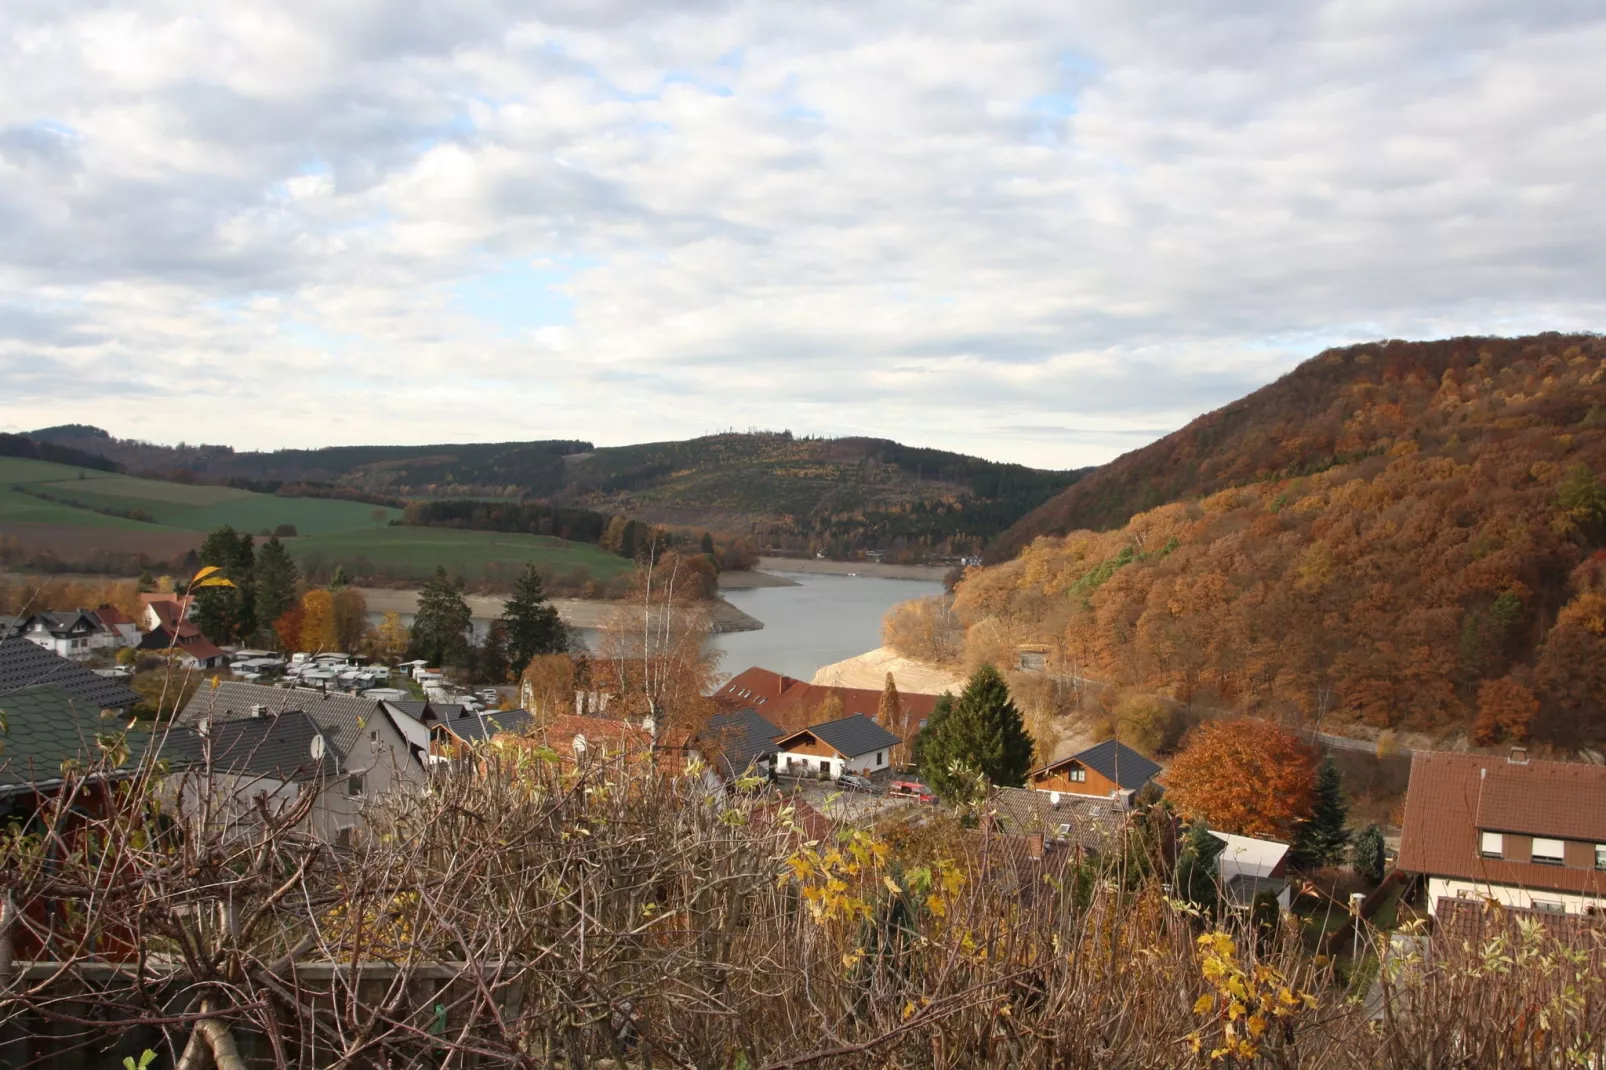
882,596,964,663
273,523,299,538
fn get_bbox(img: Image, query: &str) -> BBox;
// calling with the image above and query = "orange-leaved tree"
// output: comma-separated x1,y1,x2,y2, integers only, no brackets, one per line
1164,719,1317,840
1472,676,1538,745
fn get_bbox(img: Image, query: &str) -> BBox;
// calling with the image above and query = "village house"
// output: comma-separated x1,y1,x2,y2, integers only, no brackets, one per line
178,682,423,839
139,594,193,632
138,619,228,669
983,785,1128,857
773,714,901,780
1397,748,1606,917
698,707,785,780
1028,739,1162,803
90,604,140,649
13,610,113,661
1211,830,1293,912
162,709,360,844
713,665,940,738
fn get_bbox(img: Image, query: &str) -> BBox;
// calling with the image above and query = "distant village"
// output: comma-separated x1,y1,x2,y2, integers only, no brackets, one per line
4,587,1602,939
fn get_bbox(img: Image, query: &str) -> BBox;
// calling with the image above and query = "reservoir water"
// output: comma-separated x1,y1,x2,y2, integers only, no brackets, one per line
708,571,945,682
368,570,944,684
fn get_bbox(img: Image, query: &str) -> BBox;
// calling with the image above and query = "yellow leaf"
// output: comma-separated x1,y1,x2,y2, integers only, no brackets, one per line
195,576,236,588
883,876,902,895
192,565,222,582
1193,995,1215,1015
902,1001,917,1021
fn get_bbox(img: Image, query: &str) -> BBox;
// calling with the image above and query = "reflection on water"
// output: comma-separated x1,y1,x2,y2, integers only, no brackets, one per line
368,571,943,684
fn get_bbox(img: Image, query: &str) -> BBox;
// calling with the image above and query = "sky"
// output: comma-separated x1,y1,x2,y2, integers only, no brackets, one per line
2,2,1604,470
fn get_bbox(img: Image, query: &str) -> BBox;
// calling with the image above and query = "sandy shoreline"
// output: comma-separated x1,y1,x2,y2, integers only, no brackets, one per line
755,557,950,582
355,587,764,634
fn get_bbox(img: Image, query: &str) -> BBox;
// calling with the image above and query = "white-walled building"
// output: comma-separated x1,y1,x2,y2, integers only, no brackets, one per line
1210,830,1293,912
773,714,900,780
1398,749,1606,917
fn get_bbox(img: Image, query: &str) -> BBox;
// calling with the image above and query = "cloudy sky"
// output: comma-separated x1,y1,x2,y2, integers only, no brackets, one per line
2,1,1603,469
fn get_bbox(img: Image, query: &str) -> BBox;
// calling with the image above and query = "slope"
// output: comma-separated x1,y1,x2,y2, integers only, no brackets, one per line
956,333,1606,747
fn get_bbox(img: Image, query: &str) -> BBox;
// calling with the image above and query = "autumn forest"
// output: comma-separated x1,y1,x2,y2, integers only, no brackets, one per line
952,333,1606,747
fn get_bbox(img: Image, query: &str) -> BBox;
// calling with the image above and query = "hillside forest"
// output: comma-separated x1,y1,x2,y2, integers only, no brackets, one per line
945,334,1606,748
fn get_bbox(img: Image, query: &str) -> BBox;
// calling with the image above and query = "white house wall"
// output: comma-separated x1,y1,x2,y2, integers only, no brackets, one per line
1427,876,1606,917
775,748,889,779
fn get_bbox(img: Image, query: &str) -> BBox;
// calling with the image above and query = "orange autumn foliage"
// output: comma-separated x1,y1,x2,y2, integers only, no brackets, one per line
1472,676,1538,745
1162,719,1317,840
961,334,1606,745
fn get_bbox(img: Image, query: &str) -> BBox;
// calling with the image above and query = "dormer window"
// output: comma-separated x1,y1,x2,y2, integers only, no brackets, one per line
1480,831,1504,858
1532,838,1565,866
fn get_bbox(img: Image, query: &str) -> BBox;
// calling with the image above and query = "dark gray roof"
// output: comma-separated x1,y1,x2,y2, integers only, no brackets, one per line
703,708,784,775
179,681,379,759
441,708,536,743
780,714,900,758
164,710,343,783
985,786,1127,854
1049,739,1162,792
0,684,151,795
390,699,467,723
0,636,140,711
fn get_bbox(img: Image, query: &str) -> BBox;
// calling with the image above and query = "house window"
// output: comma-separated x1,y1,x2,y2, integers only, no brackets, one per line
335,826,354,849
1532,838,1565,866
1596,845,1606,870
875,751,883,765
1068,768,1086,783
347,774,365,798
1531,899,1565,914
1480,831,1503,858
1056,823,1073,837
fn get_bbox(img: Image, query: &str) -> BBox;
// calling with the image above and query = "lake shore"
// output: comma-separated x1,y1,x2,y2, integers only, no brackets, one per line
755,557,950,582
716,569,801,590
355,587,764,634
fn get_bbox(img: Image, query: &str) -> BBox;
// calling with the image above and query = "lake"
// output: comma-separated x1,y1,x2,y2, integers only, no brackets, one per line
370,570,944,683
707,571,945,682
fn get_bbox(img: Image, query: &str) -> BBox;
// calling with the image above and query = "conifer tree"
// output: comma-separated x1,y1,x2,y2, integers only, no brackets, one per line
1291,753,1350,868
1352,823,1386,883
194,525,255,643
1177,817,1225,913
913,664,1033,804
412,566,472,667
501,564,568,677
253,536,299,648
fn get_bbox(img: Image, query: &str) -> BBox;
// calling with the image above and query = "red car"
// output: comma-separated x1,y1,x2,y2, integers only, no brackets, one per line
887,779,936,802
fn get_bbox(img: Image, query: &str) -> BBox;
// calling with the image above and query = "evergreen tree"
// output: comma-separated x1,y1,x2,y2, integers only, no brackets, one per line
700,532,716,556
501,564,568,677
253,536,299,648
1176,817,1225,914
1291,754,1350,868
411,566,472,667
193,526,255,643
1352,823,1386,884
480,620,511,685
912,664,1033,804
329,564,350,591
136,570,155,594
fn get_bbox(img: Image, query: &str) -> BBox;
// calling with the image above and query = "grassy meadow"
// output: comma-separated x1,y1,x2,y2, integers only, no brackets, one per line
288,526,636,586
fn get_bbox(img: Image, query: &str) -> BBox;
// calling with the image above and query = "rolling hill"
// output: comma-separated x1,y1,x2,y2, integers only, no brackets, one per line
955,333,1606,747
29,428,1085,557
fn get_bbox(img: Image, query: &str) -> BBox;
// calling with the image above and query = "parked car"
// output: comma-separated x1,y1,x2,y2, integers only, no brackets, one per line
477,688,499,703
887,779,936,802
837,774,878,794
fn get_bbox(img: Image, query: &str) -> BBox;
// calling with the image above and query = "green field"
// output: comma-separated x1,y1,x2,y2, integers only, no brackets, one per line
0,457,399,535
287,526,635,585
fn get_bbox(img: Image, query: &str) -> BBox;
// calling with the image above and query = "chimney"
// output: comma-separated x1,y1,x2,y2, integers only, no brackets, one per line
249,704,266,718
1509,746,1529,765
1027,832,1045,860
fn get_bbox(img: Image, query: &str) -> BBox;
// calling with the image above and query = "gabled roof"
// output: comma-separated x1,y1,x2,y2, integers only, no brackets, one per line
0,636,140,711
138,623,225,662
775,714,900,758
701,707,784,775
713,666,940,733
179,682,380,762
20,610,104,638
0,684,150,795
92,605,136,628
143,599,188,630
1210,830,1289,880
528,714,651,760
1037,739,1162,792
1398,750,1606,896
437,708,536,743
164,711,343,783
985,786,1126,853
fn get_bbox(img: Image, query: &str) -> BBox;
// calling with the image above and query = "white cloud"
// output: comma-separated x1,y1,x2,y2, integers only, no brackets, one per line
1,0,1604,468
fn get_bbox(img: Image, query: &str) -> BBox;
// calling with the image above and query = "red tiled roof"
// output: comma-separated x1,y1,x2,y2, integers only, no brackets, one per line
714,667,801,708
529,714,651,759
92,605,135,627
1398,750,1606,896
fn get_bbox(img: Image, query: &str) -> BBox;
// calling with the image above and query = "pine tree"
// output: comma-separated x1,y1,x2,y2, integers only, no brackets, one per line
329,564,350,591
1352,823,1386,883
913,665,1033,804
193,526,255,643
700,532,716,556
412,566,472,667
253,536,299,648
501,564,568,677
1291,754,1350,868
480,620,511,685
136,570,155,594
1177,817,1225,913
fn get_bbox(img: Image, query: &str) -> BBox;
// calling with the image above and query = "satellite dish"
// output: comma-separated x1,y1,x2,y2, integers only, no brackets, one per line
1049,792,1061,807
310,735,326,761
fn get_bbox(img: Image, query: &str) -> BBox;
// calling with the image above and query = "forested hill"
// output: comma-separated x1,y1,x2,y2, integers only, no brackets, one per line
957,332,1606,746
987,333,1606,561
26,428,1082,557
